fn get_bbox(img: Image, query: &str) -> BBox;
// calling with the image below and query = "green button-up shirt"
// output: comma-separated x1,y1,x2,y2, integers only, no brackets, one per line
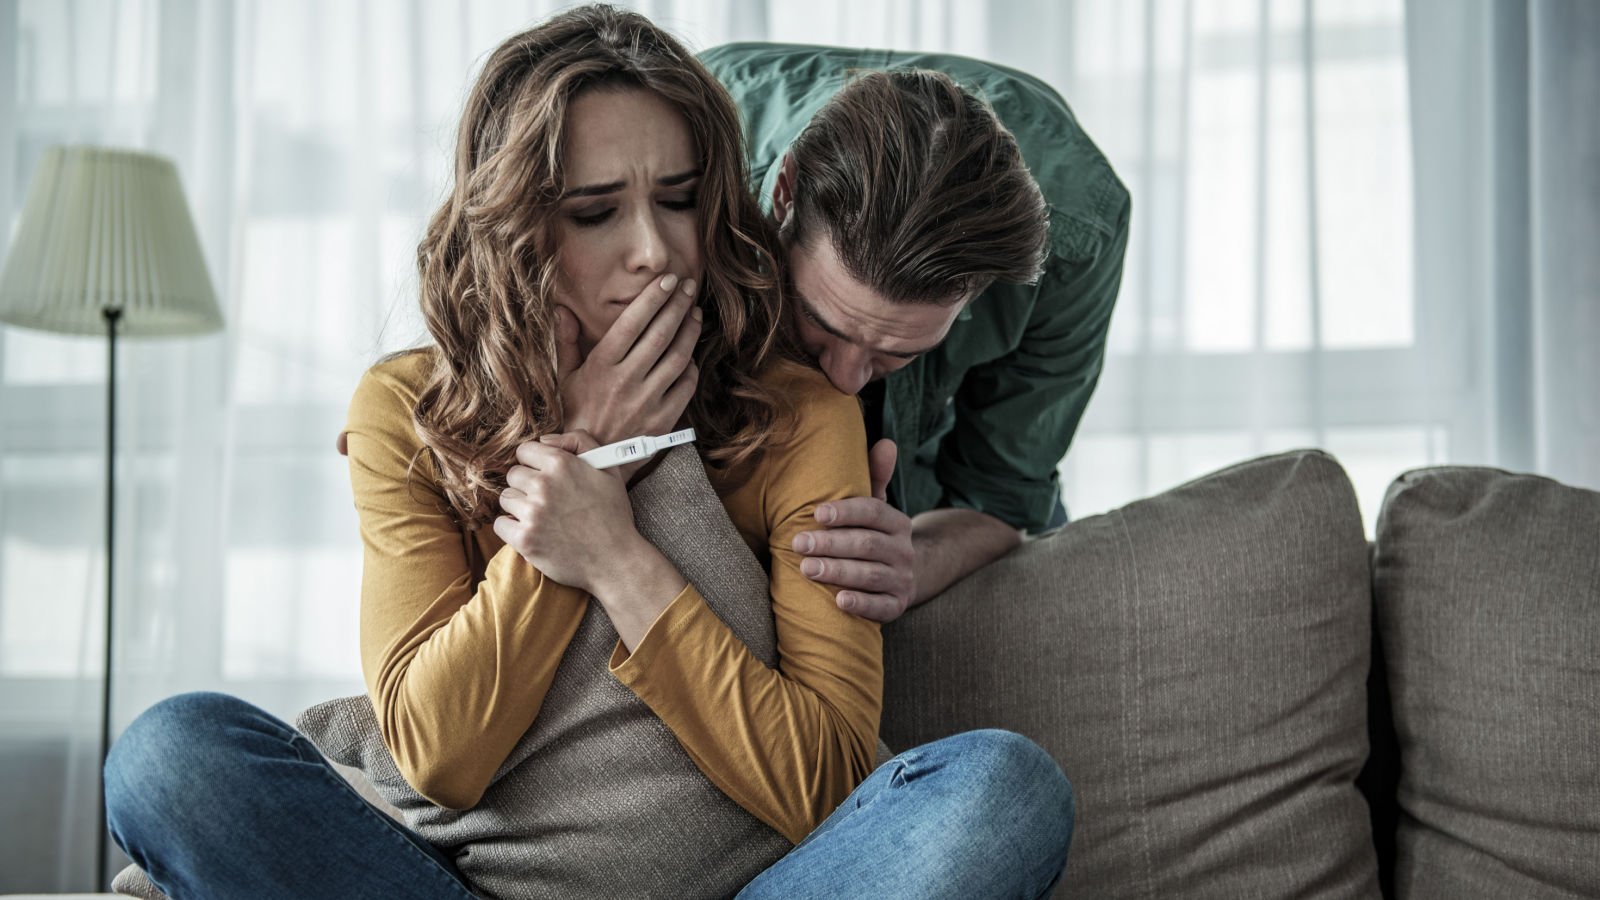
701,43,1130,532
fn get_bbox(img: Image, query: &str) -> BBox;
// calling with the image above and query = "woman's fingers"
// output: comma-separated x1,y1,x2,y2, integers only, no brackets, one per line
661,361,698,421
589,273,682,366
514,440,575,470
619,279,696,374
498,487,532,520
505,456,568,492
505,465,533,493
492,515,526,552
539,429,601,454
643,302,701,392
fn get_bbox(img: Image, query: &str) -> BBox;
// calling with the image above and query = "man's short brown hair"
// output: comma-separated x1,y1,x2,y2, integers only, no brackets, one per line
782,69,1050,304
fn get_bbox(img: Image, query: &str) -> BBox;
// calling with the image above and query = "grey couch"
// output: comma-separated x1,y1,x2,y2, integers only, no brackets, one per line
880,450,1599,899
19,449,1596,899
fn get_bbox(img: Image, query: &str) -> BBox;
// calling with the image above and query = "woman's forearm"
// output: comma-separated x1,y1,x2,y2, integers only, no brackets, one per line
606,585,882,845
590,536,689,651
364,543,589,810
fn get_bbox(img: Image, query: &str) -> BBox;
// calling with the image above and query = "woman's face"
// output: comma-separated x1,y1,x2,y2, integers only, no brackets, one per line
553,87,703,353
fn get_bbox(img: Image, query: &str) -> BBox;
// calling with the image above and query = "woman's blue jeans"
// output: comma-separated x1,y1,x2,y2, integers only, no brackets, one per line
105,692,1074,899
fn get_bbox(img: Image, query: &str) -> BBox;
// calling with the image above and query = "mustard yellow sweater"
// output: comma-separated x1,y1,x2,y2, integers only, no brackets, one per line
345,350,881,844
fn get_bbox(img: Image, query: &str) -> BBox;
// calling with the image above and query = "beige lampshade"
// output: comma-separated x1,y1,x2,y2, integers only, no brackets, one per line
0,145,223,337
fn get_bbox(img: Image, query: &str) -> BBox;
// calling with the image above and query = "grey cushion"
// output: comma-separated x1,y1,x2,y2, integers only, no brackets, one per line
881,449,1380,899
109,866,162,900
296,446,890,899
1373,467,1600,899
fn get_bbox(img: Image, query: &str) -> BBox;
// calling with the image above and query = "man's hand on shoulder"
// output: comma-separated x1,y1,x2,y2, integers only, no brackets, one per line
793,439,916,623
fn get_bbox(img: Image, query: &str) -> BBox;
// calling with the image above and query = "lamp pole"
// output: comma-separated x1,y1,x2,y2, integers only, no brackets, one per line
96,305,121,890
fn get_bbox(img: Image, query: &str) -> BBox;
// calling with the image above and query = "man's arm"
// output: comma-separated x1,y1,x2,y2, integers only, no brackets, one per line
909,507,1020,603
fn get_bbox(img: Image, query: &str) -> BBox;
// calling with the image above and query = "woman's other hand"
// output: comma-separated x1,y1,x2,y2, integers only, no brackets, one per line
555,274,701,445
495,431,637,594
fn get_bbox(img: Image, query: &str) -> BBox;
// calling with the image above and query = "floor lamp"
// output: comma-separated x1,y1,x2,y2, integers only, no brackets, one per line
0,146,223,890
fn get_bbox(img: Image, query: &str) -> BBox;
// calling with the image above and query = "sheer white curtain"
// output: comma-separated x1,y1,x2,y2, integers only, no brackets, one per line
1403,0,1600,493
1051,0,1597,522
1,0,1593,891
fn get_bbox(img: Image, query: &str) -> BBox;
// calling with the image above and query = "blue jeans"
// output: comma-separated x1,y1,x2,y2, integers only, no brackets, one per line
106,692,1073,899
737,728,1074,899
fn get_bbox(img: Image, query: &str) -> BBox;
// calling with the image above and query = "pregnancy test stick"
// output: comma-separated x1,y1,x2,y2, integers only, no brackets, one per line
577,427,697,469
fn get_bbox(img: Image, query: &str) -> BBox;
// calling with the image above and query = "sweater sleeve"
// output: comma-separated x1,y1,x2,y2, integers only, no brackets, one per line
348,359,589,810
608,373,883,844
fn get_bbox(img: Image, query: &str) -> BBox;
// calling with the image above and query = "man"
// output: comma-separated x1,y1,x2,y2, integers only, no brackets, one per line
701,44,1130,622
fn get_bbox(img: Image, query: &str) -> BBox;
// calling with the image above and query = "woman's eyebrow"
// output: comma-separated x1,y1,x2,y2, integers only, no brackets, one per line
657,168,702,186
562,168,703,199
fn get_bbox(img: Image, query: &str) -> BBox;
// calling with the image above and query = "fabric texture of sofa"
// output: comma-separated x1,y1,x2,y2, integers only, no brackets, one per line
29,449,1595,899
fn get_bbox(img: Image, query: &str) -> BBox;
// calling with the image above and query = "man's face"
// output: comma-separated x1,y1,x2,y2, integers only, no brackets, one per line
786,235,965,395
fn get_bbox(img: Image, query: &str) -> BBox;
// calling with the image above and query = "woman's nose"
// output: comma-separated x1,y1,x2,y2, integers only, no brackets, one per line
624,209,671,274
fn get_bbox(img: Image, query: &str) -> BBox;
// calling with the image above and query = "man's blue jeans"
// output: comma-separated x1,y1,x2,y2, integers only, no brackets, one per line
106,692,1073,899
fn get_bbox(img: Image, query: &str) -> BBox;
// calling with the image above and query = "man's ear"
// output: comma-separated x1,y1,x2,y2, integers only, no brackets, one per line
772,153,796,226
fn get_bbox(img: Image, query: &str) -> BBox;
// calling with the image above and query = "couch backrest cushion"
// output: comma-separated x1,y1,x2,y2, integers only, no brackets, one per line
1373,467,1600,899
881,449,1380,899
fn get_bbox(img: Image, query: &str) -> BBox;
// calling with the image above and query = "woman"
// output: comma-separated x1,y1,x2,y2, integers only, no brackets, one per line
104,7,1072,899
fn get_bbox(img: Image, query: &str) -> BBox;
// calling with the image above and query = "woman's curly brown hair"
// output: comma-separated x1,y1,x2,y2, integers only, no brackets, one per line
412,4,798,528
